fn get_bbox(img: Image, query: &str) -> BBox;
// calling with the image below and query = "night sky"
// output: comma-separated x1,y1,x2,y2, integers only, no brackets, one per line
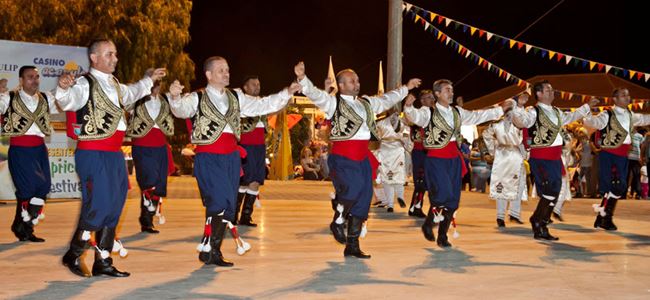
188,0,649,103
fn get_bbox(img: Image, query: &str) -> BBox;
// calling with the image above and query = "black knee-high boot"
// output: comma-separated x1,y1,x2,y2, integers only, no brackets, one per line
139,192,159,233
330,197,349,244
596,197,618,230
239,193,257,227
344,216,371,259
92,227,130,277
421,207,436,241
62,227,91,277
199,213,233,267
437,208,454,248
530,197,559,241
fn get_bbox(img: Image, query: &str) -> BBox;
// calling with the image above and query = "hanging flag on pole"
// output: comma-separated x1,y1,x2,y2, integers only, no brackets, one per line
378,60,385,95
327,56,337,95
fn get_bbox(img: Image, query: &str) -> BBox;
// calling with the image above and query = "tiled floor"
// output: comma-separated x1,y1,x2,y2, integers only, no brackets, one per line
1,176,649,299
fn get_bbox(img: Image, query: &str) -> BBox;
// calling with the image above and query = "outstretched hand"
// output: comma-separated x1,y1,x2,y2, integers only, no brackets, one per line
294,61,305,80
288,82,302,94
404,93,416,107
149,68,167,81
169,80,184,99
406,78,422,90
57,73,75,90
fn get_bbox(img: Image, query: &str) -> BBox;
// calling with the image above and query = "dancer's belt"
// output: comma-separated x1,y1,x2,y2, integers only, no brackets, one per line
10,135,45,147
240,127,265,146
426,143,467,177
195,133,238,154
530,146,562,161
132,128,167,147
77,131,125,152
602,144,631,157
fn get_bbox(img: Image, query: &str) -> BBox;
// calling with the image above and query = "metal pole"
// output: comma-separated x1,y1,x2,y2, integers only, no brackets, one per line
387,0,403,90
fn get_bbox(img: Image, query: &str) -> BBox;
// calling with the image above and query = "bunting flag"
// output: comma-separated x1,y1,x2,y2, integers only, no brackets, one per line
403,7,650,106
403,2,650,83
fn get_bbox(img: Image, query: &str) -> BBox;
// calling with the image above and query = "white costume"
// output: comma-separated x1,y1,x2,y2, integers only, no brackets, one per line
482,113,527,221
376,113,407,208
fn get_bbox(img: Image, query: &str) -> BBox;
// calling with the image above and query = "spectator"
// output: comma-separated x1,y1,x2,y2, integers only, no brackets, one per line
300,147,321,180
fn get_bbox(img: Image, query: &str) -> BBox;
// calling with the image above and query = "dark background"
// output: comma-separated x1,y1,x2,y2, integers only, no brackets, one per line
188,0,649,103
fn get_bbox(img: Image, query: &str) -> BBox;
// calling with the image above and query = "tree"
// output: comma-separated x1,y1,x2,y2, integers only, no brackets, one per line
0,0,194,87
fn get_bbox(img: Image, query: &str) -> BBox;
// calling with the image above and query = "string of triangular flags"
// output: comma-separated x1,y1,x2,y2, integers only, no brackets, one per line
403,3,649,108
403,2,650,83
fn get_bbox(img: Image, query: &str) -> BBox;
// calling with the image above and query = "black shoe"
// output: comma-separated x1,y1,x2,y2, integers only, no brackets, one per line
538,224,559,241
330,222,346,244
200,214,235,267
509,215,524,224
596,216,618,231
412,207,427,218
372,201,386,208
92,260,130,277
20,234,45,242
397,198,406,208
436,209,453,247
141,227,160,234
62,251,90,277
497,219,506,227
387,207,394,213
552,212,564,222
238,193,258,227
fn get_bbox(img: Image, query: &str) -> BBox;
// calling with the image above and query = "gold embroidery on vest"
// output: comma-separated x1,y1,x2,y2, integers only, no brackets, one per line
329,97,377,141
423,107,460,149
530,106,561,148
191,90,240,145
601,110,632,149
79,74,124,141
2,92,51,136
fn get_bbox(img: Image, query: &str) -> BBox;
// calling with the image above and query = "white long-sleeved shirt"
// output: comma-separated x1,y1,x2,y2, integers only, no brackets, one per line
404,102,504,142
55,68,154,131
583,105,650,144
169,85,290,134
298,76,408,140
1,89,59,137
235,89,266,129
511,102,591,147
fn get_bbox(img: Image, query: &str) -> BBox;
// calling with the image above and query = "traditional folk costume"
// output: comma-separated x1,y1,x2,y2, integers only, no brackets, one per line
482,112,527,227
170,85,290,266
583,106,650,230
405,102,503,247
299,76,408,258
126,93,174,233
1,89,58,242
512,102,591,240
57,68,154,277
376,113,408,211
236,95,268,227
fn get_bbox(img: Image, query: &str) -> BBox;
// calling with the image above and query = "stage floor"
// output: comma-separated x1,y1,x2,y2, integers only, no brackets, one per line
1,177,650,299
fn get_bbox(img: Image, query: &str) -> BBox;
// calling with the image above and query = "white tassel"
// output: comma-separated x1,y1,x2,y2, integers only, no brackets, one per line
31,218,39,225
255,199,262,208
158,215,166,225
335,204,345,225
155,201,166,225
143,199,151,207
81,230,91,241
95,246,109,259
360,221,368,238
329,192,336,200
112,240,128,258
453,230,460,239
147,203,156,212
196,243,205,252
39,213,45,220
236,245,246,255
203,243,212,252
21,210,30,222
119,247,128,257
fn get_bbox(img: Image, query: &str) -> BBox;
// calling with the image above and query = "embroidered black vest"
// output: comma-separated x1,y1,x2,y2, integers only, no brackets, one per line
422,106,461,149
127,94,174,137
410,125,424,143
527,106,562,148
329,94,378,141
599,109,632,149
75,74,125,141
2,91,52,137
190,89,241,145
241,115,268,134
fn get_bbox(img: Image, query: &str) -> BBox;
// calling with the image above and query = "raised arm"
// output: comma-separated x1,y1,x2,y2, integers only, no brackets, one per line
167,79,198,119
238,82,301,117
368,78,421,114
458,106,504,126
55,74,90,111
402,94,431,128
